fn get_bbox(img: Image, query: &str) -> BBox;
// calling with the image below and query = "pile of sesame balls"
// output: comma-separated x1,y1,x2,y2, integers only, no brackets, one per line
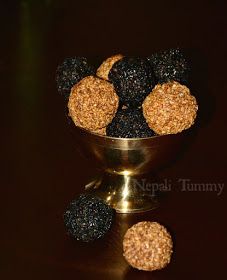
56,48,198,138
56,49,197,271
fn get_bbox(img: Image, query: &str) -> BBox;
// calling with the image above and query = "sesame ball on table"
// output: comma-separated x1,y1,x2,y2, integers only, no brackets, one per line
64,194,115,242
123,221,173,271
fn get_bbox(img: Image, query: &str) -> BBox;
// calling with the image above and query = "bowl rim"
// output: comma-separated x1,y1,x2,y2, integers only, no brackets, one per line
71,122,189,142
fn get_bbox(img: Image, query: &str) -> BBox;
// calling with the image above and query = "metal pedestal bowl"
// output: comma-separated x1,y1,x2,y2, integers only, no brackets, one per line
69,123,186,213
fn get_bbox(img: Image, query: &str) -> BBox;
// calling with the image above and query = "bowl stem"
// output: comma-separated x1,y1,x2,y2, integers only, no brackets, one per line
84,171,158,213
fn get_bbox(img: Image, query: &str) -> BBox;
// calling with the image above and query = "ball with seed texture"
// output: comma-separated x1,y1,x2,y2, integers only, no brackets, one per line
56,57,95,99
67,113,107,136
92,127,107,136
107,108,155,138
68,76,119,133
123,221,173,271
96,54,124,81
109,57,155,107
147,48,189,84
64,194,115,242
143,81,198,135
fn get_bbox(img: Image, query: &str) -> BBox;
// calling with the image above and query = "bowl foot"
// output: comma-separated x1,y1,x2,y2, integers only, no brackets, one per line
84,172,158,214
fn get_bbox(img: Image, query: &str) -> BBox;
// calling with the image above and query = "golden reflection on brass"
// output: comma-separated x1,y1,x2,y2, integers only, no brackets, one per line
70,123,186,213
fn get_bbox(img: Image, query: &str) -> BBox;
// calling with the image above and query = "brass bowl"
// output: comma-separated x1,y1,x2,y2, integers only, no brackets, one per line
69,122,186,213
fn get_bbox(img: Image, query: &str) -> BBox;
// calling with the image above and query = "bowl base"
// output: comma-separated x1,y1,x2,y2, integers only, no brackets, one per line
84,172,158,214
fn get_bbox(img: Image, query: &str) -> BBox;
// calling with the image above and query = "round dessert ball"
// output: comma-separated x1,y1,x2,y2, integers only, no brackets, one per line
147,48,189,84
64,194,115,242
56,57,95,99
106,108,155,138
108,57,155,107
96,54,124,81
123,221,173,271
142,81,198,135
68,76,119,133
92,127,107,136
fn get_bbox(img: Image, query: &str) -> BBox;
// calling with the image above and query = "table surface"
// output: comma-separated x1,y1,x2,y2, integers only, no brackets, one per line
1,1,227,279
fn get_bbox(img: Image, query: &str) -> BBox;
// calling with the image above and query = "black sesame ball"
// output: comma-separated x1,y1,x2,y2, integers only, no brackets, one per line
63,194,114,242
56,57,95,99
147,48,189,84
106,108,155,138
108,57,155,107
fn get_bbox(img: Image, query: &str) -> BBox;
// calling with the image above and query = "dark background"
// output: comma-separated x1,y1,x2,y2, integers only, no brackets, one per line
1,1,227,279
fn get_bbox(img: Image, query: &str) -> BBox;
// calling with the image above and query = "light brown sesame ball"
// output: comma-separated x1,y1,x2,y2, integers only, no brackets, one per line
123,222,173,271
96,54,124,80
68,76,119,132
142,81,198,135
92,127,106,136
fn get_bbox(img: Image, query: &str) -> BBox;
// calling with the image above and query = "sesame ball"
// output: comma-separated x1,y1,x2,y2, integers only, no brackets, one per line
64,194,115,242
142,81,198,135
93,127,107,136
106,108,155,138
147,48,189,84
68,76,119,132
123,222,173,271
55,57,95,99
109,57,155,107
96,54,124,81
